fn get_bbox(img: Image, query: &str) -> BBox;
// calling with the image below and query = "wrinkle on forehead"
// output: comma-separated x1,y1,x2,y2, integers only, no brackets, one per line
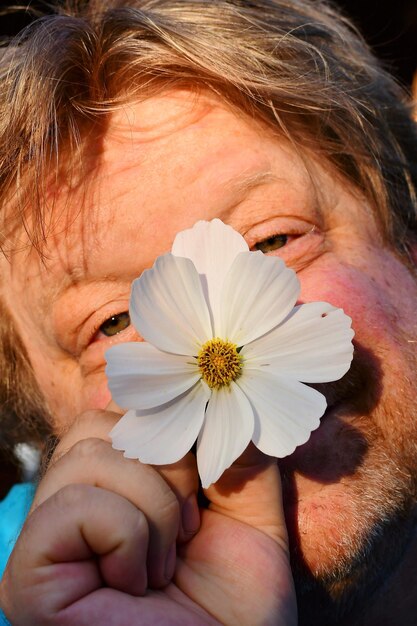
3,87,322,255
0,89,329,320
28,169,282,312
0,90,213,258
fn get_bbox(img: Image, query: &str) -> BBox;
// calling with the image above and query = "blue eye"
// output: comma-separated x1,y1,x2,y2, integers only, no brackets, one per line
255,234,288,253
99,312,131,337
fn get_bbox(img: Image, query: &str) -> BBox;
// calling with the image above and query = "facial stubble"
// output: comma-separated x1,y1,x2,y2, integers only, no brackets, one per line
282,341,417,625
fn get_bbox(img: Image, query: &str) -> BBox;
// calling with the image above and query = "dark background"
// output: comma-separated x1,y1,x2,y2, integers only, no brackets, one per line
0,0,416,88
338,0,417,89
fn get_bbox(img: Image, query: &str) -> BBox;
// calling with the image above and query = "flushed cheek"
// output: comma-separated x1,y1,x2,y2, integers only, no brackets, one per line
284,255,416,571
298,261,407,349
82,374,112,412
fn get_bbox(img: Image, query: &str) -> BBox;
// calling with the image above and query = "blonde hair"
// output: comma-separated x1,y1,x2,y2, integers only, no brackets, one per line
0,0,416,451
1,0,417,252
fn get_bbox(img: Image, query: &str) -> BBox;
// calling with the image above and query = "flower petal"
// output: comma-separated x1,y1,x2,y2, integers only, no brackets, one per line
172,219,248,334
237,370,325,457
220,251,300,345
105,342,200,410
241,303,354,382
197,382,254,488
130,253,212,354
110,382,210,465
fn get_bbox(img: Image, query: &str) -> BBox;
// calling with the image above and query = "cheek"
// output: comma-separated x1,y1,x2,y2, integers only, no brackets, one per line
83,372,113,410
78,345,115,411
33,355,112,430
298,256,414,348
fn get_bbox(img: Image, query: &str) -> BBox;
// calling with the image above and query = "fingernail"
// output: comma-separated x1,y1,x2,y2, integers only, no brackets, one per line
165,543,176,581
182,493,200,535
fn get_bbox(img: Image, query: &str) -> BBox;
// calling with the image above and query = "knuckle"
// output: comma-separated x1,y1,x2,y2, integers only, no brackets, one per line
66,436,108,462
156,489,180,528
130,507,150,541
52,482,94,510
136,465,181,528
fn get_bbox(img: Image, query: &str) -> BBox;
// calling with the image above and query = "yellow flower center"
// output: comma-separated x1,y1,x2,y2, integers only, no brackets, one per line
197,338,242,389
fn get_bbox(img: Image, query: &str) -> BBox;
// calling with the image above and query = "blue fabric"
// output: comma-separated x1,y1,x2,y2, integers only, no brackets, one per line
0,483,35,625
0,612,10,626
0,611,10,626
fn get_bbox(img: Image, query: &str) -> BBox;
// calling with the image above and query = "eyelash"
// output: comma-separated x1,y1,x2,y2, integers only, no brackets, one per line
253,233,288,253
249,222,317,255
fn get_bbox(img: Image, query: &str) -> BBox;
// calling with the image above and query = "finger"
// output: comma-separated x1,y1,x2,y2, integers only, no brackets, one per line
106,399,123,414
52,409,200,544
156,453,200,543
33,437,179,588
205,443,288,550
178,445,296,626
104,401,200,540
2,484,148,622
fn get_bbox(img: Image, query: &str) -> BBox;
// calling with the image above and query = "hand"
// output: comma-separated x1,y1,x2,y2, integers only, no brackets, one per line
0,409,297,625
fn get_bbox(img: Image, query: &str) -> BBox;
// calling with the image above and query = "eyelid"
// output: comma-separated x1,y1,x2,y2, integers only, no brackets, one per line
245,217,316,250
74,300,131,355
91,311,131,343
89,309,132,344
244,217,324,272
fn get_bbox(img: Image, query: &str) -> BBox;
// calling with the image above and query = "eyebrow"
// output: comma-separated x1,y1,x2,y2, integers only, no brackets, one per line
224,169,278,194
215,168,286,229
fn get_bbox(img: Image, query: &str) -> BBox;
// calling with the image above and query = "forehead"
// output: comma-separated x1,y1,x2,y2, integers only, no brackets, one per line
9,89,326,280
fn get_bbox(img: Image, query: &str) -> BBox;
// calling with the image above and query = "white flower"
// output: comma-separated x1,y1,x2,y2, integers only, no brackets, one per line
105,219,354,488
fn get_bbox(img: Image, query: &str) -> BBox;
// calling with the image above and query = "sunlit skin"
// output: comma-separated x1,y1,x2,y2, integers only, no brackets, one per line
1,90,416,624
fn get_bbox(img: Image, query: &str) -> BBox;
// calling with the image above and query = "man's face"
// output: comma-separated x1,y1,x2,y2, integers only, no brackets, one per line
2,90,416,610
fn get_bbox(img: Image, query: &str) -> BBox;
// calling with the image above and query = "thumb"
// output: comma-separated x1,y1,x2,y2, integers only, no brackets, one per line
204,444,288,548
106,399,124,414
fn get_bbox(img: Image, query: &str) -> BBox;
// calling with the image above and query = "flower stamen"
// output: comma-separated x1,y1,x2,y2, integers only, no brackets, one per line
197,338,242,389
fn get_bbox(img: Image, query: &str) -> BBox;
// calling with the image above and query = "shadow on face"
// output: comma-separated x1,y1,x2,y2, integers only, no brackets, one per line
279,345,417,625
